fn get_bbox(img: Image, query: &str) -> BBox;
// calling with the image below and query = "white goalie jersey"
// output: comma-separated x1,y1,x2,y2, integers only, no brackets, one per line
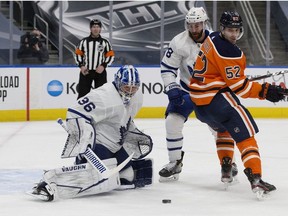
161,30,211,92
66,82,143,154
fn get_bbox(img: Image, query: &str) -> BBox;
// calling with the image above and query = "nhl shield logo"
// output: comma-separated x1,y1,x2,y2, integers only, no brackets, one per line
97,44,104,52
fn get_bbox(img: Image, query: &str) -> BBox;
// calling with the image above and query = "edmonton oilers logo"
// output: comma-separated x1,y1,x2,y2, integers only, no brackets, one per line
47,80,63,97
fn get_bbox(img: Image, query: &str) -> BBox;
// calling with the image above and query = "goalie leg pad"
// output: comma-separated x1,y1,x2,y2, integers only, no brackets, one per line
42,158,120,200
132,158,153,188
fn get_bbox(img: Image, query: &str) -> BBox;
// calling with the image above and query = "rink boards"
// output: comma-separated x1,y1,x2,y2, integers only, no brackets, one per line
0,66,288,121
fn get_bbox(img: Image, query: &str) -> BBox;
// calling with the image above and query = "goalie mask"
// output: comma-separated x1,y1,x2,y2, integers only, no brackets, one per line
114,65,140,105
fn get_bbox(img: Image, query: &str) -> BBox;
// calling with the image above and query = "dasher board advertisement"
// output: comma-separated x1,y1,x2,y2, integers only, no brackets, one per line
0,68,26,110
29,66,168,109
1,66,288,111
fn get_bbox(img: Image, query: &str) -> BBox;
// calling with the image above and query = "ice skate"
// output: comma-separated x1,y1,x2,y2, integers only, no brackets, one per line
27,181,54,201
221,157,239,189
244,168,276,200
159,151,184,182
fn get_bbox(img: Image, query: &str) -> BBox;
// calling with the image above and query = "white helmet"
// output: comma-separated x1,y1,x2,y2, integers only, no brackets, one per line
185,7,208,23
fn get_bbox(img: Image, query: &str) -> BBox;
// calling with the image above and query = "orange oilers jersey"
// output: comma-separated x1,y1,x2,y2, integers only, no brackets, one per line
189,32,263,105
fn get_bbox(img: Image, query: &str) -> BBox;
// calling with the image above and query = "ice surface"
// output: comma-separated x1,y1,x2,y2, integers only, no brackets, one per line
1,119,288,216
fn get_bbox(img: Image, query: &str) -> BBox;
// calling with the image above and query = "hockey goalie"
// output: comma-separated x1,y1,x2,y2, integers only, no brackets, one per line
28,65,153,201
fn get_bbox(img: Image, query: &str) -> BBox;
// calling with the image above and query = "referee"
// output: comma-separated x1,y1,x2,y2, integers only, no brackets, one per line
75,19,115,99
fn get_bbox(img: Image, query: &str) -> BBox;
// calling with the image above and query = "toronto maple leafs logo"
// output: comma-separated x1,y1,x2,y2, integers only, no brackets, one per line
118,117,132,146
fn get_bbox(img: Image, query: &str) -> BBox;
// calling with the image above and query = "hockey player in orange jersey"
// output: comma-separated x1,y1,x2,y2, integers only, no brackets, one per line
189,11,286,198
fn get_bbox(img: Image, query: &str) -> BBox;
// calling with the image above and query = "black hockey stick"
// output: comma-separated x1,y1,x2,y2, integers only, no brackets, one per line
249,70,288,81
248,70,288,95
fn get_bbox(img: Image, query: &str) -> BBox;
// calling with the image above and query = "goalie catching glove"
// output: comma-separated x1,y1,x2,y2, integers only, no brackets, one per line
123,127,153,159
259,83,286,103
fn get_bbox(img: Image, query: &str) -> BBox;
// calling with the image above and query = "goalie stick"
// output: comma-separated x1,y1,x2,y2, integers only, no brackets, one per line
57,118,134,179
249,70,288,81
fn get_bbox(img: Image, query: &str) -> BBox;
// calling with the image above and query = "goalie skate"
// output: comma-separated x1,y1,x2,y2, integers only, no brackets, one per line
221,157,239,190
27,181,54,201
244,168,276,200
159,151,184,182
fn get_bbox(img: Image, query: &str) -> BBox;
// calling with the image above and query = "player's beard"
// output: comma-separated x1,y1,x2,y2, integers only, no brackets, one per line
189,31,203,42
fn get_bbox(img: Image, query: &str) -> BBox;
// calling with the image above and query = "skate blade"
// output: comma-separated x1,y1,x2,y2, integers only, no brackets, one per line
222,176,239,190
253,188,265,200
252,187,274,200
26,190,50,201
159,174,179,182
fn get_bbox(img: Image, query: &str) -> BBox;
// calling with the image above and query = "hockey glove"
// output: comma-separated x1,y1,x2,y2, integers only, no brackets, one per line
259,83,285,103
165,82,184,106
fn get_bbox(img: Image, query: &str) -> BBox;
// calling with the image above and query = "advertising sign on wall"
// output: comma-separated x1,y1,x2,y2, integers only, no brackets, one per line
1,66,288,121
30,67,79,109
0,68,26,110
29,66,168,109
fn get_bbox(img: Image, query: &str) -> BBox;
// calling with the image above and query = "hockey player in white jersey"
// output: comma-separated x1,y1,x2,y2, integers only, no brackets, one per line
159,7,238,183
29,65,153,201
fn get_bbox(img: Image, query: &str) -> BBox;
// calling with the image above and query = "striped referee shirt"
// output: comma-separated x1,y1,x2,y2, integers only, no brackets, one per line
75,34,114,70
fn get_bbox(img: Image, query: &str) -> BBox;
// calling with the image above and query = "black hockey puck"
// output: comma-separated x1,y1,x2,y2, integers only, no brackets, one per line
162,199,171,204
